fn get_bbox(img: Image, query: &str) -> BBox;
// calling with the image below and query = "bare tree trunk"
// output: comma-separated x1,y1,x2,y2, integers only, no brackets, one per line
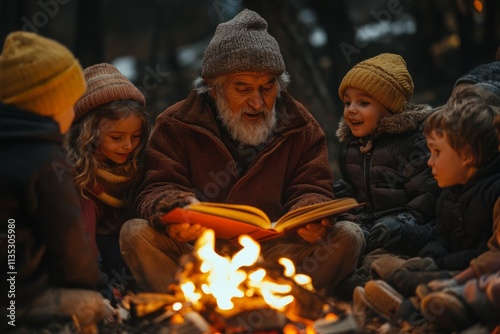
483,0,500,60
307,0,356,88
75,0,103,68
243,0,343,175
0,0,25,46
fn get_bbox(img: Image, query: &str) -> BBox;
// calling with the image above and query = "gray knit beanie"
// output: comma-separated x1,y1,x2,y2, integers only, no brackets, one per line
454,61,500,96
202,9,285,79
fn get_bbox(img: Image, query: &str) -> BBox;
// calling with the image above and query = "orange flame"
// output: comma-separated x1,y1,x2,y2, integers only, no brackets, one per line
179,230,310,313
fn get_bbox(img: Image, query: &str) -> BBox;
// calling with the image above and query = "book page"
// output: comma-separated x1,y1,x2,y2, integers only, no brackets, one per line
161,207,281,241
273,198,362,232
187,202,272,229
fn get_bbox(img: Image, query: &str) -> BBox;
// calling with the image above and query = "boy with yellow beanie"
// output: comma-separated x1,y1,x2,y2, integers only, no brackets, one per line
0,31,86,133
0,31,112,330
334,53,440,270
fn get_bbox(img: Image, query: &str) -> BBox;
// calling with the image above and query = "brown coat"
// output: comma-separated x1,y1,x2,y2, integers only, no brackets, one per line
137,90,334,231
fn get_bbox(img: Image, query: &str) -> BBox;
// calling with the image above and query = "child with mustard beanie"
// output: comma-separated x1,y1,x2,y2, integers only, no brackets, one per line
334,53,440,264
0,32,112,330
354,85,500,333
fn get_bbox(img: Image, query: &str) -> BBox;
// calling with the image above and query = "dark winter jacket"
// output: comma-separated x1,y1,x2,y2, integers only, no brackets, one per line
447,199,500,325
419,154,500,271
454,197,500,283
336,104,440,255
137,90,334,237
0,104,101,307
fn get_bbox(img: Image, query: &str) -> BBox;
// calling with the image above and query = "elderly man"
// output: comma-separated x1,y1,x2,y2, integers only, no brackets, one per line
120,9,364,295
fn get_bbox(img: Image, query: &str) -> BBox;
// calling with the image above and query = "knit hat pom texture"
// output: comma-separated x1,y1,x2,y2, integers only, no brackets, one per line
454,61,500,97
338,53,414,113
202,9,285,79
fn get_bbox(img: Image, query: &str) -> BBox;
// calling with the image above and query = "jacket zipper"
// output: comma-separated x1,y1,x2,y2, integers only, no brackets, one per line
363,151,374,222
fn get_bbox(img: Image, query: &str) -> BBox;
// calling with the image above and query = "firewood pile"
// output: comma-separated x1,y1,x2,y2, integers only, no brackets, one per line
115,276,358,334
13,230,366,333
108,231,361,333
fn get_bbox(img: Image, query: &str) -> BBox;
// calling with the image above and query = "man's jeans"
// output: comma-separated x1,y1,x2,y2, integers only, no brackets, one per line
120,219,365,293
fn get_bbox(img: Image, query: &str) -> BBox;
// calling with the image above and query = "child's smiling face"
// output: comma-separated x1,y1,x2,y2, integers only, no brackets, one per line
342,87,390,138
97,114,143,164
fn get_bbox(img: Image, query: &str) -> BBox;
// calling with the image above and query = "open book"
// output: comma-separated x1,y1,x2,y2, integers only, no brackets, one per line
161,197,362,242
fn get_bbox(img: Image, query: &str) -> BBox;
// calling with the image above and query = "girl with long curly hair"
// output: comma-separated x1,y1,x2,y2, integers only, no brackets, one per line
65,63,150,281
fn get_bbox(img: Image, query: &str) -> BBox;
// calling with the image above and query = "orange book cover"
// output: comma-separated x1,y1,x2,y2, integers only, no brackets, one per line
161,198,363,242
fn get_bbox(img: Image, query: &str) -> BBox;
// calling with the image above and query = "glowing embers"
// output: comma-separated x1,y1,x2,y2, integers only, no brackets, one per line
179,230,315,315
122,230,354,333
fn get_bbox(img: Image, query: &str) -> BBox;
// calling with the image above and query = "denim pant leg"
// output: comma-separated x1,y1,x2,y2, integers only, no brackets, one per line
262,220,365,291
119,219,193,293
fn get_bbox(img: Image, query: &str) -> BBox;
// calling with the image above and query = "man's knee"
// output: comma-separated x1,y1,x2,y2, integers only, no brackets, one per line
333,220,366,246
119,218,153,250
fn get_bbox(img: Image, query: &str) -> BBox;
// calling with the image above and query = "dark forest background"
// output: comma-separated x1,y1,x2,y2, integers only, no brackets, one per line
1,0,499,174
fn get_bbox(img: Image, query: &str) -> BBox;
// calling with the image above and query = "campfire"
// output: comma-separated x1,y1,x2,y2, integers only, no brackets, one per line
121,230,358,333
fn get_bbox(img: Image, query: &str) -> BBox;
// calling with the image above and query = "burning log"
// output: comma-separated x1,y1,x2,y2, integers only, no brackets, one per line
121,230,356,333
225,308,288,334
176,230,336,330
285,284,326,324
123,291,186,326
124,292,183,318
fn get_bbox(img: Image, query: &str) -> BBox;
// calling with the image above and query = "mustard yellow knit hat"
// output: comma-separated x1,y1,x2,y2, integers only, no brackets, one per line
338,53,414,113
0,31,85,119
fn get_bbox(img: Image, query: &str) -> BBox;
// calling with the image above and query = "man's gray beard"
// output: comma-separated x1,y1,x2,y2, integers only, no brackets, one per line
215,92,277,146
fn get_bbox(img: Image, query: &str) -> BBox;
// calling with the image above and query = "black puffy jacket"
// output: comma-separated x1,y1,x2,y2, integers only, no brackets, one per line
336,104,440,256
419,154,500,270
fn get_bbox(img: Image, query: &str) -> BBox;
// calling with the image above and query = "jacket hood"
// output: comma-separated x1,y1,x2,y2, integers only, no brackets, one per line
336,103,433,143
0,103,63,144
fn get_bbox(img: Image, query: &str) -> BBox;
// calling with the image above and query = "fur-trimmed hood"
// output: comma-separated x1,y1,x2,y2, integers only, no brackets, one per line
336,103,433,143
